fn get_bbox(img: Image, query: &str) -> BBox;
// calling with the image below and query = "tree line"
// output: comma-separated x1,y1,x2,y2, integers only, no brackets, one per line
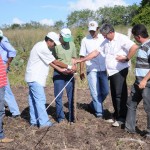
1,0,150,30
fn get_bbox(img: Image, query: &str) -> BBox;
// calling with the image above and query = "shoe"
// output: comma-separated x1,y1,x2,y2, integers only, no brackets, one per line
112,120,125,127
96,115,103,119
30,124,38,127
105,119,114,123
125,128,136,134
145,133,150,138
69,122,75,125
12,115,20,118
0,137,14,143
112,121,120,127
39,124,53,129
58,119,65,124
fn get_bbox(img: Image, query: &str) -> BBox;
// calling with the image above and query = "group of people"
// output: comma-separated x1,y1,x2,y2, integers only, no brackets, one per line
0,21,150,143
75,22,150,138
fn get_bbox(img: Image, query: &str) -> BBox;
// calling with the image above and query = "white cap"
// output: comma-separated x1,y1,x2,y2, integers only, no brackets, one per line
46,32,60,45
88,21,98,31
60,28,72,42
0,30,3,37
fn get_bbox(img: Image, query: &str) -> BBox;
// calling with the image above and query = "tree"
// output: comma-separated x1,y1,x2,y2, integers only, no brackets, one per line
140,0,150,7
54,20,64,30
67,9,94,27
132,0,150,25
132,5,150,25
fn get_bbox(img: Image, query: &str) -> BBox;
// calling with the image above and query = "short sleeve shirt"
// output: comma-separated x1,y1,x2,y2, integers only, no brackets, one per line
80,34,106,72
53,41,77,65
25,41,55,86
98,32,135,76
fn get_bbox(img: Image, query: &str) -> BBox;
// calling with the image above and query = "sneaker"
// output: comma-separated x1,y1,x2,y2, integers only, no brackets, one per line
112,121,120,127
112,120,125,127
39,124,53,129
105,118,114,123
69,122,75,125
0,137,14,143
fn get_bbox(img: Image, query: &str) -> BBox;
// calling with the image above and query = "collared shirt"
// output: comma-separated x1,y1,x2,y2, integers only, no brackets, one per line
135,39,150,86
25,41,55,87
98,32,135,76
0,56,7,88
80,34,106,72
52,41,77,65
0,36,16,64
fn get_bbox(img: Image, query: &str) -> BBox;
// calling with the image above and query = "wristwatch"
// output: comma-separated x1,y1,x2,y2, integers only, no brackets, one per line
67,65,72,70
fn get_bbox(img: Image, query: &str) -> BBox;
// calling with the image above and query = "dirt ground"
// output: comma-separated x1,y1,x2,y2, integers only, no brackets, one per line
1,85,150,150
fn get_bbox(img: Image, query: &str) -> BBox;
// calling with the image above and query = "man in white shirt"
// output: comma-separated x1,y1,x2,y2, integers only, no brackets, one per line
75,23,138,127
79,21,109,118
25,32,75,128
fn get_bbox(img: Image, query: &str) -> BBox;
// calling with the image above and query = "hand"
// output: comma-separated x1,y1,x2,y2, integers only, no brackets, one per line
116,55,127,63
74,58,82,64
138,79,147,89
80,73,85,80
71,65,77,72
60,68,67,74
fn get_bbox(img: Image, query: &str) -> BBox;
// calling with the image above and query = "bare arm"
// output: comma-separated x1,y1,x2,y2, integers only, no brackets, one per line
6,57,14,71
116,44,139,62
138,71,150,89
75,50,100,64
52,60,67,68
50,62,66,73
80,56,85,80
127,44,139,60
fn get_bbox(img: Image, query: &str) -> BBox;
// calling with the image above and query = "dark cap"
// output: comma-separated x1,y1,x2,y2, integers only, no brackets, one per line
100,23,114,34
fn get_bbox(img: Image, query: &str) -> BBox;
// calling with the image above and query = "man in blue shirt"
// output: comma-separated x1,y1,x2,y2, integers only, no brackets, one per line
0,30,20,117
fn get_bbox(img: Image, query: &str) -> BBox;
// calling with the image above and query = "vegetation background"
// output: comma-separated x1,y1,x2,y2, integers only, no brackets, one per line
1,0,150,88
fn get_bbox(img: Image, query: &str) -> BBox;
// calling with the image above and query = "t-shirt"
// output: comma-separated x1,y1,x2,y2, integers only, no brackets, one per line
0,56,7,88
98,32,135,76
25,41,55,86
135,39,150,86
52,41,77,65
80,34,106,72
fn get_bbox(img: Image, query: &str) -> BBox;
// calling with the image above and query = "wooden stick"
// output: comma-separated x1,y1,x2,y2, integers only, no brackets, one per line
73,73,77,122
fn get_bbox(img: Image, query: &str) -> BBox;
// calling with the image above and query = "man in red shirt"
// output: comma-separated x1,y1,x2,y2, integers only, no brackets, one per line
0,56,13,143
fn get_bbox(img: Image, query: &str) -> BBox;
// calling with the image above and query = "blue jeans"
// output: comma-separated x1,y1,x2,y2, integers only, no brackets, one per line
5,77,20,116
0,87,5,139
53,70,74,122
27,82,52,127
87,71,109,117
125,83,150,133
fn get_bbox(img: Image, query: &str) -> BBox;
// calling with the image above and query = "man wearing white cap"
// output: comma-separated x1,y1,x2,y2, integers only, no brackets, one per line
79,21,109,118
52,28,77,124
0,30,20,118
25,32,74,128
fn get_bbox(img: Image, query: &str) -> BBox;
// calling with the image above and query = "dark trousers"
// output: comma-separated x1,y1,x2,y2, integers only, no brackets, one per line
125,83,150,133
109,68,128,120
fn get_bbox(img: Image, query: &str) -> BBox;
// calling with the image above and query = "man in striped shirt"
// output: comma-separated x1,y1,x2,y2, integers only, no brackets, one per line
0,55,13,143
125,24,150,138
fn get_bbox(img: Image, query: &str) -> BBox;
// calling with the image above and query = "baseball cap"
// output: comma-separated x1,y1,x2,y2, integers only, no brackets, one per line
60,28,72,42
46,32,60,45
0,30,3,37
88,21,98,31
